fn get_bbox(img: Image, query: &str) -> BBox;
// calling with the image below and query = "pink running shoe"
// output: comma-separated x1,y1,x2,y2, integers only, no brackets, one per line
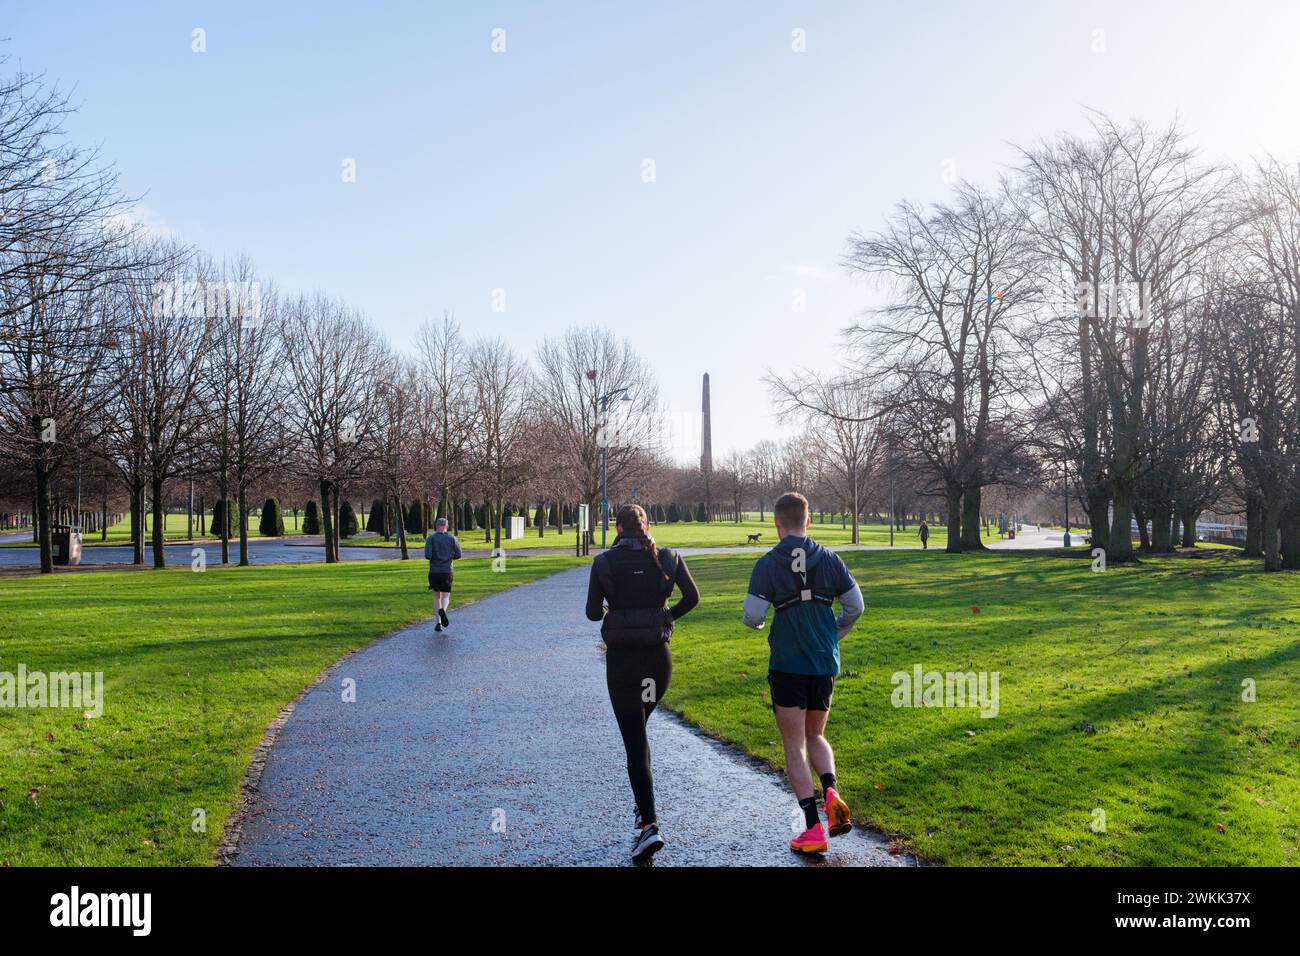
789,821,828,854
824,787,852,837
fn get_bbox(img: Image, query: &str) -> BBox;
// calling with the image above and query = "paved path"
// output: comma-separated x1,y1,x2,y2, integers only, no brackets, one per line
985,524,1080,550
231,566,907,867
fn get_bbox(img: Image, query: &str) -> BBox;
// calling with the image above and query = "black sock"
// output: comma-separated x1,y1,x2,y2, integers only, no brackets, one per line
820,772,837,796
799,797,819,830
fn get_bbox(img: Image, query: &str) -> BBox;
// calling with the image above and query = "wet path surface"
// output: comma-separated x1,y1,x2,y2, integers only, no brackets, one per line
232,566,906,867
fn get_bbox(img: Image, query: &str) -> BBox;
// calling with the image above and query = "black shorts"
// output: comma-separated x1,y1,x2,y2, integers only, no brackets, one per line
768,670,835,711
428,571,453,592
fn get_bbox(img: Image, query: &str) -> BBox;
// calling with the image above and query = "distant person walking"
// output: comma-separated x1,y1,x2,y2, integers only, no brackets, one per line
424,517,462,633
918,520,929,550
586,503,699,862
743,492,863,855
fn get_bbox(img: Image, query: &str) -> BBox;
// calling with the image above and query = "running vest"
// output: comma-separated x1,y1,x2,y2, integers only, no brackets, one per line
766,551,841,675
594,544,678,648
772,558,836,613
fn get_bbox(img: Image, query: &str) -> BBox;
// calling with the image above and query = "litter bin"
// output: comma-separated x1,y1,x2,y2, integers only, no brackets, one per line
51,524,82,566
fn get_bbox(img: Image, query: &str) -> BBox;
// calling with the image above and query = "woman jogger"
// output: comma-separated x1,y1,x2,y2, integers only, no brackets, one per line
586,504,699,862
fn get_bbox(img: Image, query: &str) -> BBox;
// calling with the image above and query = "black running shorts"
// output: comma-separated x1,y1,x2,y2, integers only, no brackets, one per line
768,670,835,711
428,571,453,592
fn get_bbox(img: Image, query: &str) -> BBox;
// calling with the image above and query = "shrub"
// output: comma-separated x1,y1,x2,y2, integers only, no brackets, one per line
339,501,360,538
258,498,285,537
405,500,423,535
366,499,385,534
212,498,238,537
303,500,321,535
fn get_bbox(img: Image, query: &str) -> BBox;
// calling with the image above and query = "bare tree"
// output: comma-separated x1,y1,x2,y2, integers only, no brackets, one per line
470,337,533,551
839,181,1037,551
204,259,286,565
280,293,384,563
773,375,880,543
533,327,660,544
414,313,478,525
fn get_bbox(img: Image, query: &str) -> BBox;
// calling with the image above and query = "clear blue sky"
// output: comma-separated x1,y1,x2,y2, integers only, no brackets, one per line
6,1,1298,459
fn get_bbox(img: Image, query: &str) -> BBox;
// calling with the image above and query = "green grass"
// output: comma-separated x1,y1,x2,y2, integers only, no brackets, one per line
339,518,963,551
0,554,580,865
667,549,1300,866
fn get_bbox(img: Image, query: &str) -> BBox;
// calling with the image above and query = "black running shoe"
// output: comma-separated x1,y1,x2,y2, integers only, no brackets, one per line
631,824,664,863
438,608,449,628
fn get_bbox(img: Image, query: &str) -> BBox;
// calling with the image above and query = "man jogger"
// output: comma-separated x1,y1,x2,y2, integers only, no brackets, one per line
742,492,864,854
424,517,462,633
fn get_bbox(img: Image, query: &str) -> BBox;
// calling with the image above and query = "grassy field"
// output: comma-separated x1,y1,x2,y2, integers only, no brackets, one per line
666,549,1300,866
339,517,965,551
0,554,580,865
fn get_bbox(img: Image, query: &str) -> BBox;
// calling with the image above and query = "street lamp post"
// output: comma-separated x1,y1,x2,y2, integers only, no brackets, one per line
594,382,631,549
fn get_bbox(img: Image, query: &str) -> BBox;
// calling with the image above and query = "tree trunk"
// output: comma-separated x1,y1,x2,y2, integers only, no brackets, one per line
319,479,337,563
961,485,983,550
238,485,250,567
218,477,230,564
1263,500,1283,571
34,456,53,574
1109,486,1135,563
394,493,410,560
1245,495,1263,556
151,474,166,569
1150,508,1174,553
945,483,963,553
1087,489,1110,552
1281,511,1300,570
131,478,145,565
850,470,860,546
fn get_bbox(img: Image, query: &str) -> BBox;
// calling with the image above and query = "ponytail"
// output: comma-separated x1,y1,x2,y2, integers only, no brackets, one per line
613,504,668,581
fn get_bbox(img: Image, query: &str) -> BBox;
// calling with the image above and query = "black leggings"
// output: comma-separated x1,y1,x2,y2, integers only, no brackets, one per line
606,643,672,825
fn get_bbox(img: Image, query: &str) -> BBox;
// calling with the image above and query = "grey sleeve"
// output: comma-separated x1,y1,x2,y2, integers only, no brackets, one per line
742,593,771,630
835,582,864,640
